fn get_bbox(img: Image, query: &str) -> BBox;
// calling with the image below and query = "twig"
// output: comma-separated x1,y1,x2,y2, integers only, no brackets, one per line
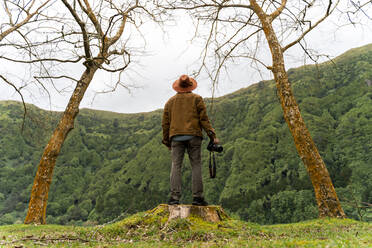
0,74,27,132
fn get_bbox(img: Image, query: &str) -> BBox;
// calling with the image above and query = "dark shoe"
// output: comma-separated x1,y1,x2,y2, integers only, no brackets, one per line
168,198,179,205
192,197,208,206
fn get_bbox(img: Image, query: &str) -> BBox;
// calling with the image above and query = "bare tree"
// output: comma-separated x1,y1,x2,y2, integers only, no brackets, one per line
0,0,166,224
157,0,348,218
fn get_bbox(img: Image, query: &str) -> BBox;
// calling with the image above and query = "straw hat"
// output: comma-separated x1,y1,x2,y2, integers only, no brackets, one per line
172,75,197,93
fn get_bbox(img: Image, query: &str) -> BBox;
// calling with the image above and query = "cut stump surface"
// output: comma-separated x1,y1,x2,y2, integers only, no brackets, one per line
151,204,229,223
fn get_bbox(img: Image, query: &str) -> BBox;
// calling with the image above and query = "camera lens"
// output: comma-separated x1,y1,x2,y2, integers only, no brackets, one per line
214,144,223,153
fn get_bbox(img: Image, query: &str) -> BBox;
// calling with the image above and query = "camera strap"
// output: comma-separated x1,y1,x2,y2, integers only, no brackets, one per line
209,151,216,178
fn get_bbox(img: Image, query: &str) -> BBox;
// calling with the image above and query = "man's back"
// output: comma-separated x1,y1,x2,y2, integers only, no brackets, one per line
162,92,215,147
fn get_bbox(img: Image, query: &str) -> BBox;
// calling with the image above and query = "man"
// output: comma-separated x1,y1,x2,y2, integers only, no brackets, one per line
162,74,219,206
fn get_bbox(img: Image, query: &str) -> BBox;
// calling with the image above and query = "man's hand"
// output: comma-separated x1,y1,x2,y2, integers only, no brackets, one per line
214,138,220,144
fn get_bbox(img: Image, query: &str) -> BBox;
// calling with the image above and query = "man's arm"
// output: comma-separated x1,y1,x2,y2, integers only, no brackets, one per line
196,96,217,140
162,102,171,148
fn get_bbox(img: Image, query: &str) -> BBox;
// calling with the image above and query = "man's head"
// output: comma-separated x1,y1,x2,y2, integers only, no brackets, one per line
173,75,197,93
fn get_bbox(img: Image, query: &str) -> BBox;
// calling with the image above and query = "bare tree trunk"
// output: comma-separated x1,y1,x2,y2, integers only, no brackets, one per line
24,65,98,224
250,0,345,218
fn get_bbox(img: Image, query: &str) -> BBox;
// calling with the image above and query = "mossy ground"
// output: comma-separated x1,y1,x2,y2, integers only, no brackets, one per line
0,206,371,247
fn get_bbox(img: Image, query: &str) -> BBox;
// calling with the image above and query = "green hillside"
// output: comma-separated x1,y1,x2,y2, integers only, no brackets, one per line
0,44,372,225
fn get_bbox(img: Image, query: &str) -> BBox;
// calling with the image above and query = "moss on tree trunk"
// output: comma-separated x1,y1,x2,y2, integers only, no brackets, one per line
249,0,345,218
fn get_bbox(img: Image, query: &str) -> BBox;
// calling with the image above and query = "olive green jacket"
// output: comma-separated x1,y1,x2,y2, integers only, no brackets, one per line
162,92,216,147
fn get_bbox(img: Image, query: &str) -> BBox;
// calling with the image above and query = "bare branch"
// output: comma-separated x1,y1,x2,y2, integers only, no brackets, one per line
34,75,79,82
157,2,252,11
0,0,52,42
99,50,130,73
61,0,92,60
0,74,27,131
79,0,104,38
0,55,84,64
270,0,287,21
283,0,340,52
213,28,262,82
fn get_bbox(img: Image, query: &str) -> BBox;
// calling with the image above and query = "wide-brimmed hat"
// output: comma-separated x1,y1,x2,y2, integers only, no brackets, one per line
172,75,197,93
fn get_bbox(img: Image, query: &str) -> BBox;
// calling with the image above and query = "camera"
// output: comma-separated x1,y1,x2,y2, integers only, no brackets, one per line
207,139,223,153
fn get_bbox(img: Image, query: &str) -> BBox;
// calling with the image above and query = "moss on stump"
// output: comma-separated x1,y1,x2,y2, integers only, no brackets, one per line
148,204,229,223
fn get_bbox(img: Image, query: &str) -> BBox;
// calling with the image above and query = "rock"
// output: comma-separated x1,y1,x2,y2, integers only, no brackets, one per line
150,204,229,223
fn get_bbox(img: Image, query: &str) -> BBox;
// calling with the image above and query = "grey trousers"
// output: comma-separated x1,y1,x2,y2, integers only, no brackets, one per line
170,136,203,200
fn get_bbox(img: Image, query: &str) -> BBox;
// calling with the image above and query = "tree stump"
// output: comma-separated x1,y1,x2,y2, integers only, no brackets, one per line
152,204,229,223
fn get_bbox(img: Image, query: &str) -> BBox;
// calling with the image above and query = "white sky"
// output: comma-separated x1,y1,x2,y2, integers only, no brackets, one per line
1,5,372,114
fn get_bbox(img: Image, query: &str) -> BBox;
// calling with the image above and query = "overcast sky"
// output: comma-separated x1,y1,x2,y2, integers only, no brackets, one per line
1,5,372,114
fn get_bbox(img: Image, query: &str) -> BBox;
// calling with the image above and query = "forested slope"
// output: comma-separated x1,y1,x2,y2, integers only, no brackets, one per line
0,44,371,225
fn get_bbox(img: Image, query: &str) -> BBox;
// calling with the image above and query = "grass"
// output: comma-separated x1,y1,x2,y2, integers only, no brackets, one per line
0,206,371,247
